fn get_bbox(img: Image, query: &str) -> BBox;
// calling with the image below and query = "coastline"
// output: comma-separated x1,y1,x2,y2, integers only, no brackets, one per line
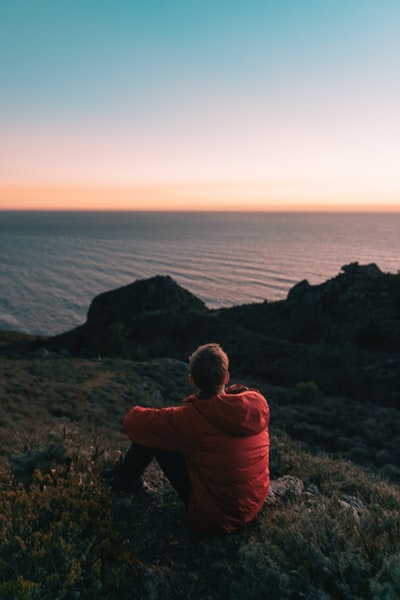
2,211,400,336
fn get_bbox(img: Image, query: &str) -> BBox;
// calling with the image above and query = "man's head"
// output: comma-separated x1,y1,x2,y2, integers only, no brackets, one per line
189,343,229,393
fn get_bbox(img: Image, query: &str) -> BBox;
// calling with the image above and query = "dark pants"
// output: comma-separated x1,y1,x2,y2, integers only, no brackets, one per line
121,443,192,507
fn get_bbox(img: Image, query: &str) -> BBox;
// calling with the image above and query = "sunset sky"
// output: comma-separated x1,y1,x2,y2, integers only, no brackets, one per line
1,1,399,211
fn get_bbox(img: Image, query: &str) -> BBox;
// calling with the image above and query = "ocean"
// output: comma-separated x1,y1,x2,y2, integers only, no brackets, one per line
1,211,399,336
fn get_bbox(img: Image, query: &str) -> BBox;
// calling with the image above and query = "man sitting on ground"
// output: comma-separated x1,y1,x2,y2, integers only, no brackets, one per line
109,343,270,535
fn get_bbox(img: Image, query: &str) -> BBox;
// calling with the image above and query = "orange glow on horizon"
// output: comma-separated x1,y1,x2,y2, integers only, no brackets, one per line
0,184,399,212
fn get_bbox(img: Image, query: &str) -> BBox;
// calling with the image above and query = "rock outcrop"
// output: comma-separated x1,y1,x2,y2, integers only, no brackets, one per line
35,263,400,407
87,274,207,323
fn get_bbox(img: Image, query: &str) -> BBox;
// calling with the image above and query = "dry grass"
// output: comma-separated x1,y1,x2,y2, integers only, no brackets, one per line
0,353,190,459
1,348,400,599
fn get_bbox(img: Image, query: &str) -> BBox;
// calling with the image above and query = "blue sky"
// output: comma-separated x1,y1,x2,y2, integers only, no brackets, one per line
1,0,399,209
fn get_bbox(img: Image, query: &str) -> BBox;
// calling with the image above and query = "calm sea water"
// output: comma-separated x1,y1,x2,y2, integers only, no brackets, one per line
1,211,399,336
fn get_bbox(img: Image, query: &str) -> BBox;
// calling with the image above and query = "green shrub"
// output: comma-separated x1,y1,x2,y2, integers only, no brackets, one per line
295,380,320,401
0,466,141,600
352,320,391,351
0,431,140,600
239,496,400,600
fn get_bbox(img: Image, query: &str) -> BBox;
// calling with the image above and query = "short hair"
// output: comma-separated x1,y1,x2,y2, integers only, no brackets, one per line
189,343,229,391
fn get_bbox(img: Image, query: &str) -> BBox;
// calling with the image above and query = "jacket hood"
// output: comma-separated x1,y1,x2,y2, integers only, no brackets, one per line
186,386,269,436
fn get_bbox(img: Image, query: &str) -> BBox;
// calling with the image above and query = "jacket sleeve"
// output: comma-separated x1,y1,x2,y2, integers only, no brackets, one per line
123,405,198,452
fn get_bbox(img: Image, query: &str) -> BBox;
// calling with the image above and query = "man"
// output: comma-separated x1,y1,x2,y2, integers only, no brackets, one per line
110,343,270,535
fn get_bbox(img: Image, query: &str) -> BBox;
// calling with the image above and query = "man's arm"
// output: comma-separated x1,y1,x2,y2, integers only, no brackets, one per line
123,405,198,452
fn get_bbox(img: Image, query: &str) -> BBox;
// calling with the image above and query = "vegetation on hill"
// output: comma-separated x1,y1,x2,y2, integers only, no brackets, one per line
1,349,400,599
39,264,400,412
268,381,400,485
1,264,399,598
1,422,400,599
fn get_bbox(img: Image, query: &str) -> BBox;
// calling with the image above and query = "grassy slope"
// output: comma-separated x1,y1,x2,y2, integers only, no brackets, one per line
1,346,400,599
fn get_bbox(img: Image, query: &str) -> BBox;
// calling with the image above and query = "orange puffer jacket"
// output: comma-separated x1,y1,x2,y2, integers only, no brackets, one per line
123,384,270,535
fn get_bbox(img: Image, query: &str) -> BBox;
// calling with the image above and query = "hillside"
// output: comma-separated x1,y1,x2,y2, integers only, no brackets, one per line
1,263,400,598
36,262,400,408
1,351,400,599
3,262,399,481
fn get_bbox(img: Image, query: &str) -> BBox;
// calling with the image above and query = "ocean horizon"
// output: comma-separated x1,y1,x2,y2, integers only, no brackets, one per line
1,210,399,337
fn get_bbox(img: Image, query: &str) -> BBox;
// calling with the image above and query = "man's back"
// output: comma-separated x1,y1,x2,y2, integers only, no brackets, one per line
123,384,270,534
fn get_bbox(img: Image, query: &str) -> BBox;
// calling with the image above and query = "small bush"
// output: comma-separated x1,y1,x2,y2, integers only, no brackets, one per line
0,434,140,600
352,320,391,351
295,380,320,401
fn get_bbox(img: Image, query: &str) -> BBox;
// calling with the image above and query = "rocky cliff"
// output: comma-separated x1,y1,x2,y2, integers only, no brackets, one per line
39,262,399,408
